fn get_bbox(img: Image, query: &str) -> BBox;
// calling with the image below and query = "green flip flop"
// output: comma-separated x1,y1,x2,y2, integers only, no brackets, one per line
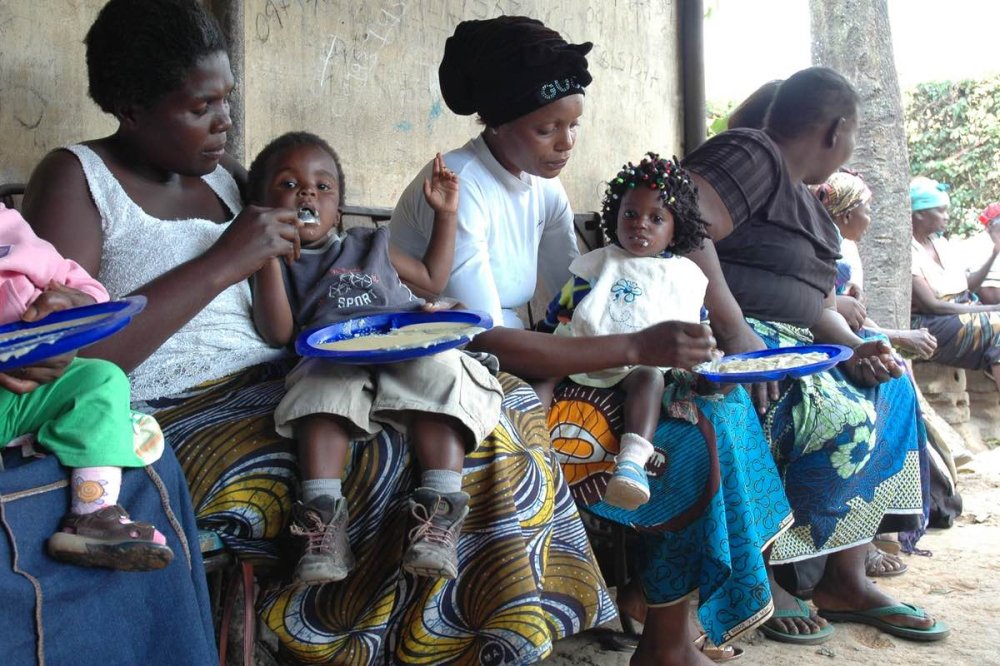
818,603,950,642
759,598,836,645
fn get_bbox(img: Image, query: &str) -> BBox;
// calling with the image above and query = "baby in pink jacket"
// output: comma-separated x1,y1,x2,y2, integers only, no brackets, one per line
0,206,109,321
0,205,173,571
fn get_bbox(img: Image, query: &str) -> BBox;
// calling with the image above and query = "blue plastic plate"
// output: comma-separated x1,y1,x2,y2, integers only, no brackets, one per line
297,309,493,364
0,296,146,373
693,344,854,383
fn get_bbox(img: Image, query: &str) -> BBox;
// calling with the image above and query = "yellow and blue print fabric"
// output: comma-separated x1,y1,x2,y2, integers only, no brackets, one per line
139,363,615,665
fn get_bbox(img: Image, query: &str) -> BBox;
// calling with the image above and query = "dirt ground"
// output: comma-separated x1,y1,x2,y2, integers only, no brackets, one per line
545,447,1000,666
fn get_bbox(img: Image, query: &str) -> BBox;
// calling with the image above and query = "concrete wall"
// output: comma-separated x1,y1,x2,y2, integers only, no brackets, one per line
1,0,682,214
0,1,115,185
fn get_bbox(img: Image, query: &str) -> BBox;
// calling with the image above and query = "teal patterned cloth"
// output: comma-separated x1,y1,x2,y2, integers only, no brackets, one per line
550,383,793,646
746,318,924,564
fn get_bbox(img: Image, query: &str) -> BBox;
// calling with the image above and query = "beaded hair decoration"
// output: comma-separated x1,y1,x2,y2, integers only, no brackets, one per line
600,151,709,255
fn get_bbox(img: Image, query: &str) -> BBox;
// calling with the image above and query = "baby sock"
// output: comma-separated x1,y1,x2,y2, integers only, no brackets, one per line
302,478,342,503
616,433,654,469
420,469,463,495
70,466,122,515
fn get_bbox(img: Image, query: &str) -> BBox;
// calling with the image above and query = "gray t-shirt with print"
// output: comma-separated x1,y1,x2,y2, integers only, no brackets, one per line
281,226,422,331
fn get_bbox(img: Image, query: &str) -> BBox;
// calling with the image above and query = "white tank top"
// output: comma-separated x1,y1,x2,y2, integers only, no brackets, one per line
67,144,285,401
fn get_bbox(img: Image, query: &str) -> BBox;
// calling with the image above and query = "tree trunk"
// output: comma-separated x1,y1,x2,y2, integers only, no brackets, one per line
810,0,911,329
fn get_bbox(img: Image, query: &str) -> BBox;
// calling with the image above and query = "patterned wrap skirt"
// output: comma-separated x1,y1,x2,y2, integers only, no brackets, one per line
135,361,615,665
912,305,1000,370
746,318,925,564
549,381,793,646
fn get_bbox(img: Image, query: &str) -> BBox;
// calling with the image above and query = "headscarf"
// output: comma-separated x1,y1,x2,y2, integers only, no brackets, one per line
910,176,951,212
979,202,1000,226
438,16,592,127
813,171,872,219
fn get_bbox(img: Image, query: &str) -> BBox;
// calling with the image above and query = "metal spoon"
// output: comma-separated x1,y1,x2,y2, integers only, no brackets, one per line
297,207,318,224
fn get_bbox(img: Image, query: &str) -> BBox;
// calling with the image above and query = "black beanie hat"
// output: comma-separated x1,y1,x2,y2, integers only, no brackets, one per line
439,16,593,127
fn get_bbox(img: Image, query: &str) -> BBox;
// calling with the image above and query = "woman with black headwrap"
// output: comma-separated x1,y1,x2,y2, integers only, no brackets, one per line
392,16,589,328
391,16,795,666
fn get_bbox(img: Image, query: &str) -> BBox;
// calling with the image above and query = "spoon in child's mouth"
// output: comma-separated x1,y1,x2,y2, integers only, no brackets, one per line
297,207,319,224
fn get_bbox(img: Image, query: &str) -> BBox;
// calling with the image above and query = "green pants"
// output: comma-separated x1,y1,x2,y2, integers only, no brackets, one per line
0,358,142,468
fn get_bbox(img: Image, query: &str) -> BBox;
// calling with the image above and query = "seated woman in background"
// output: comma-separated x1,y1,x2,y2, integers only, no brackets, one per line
23,2,616,663
958,202,1000,304
682,67,947,644
813,170,941,569
391,15,794,666
910,177,1000,386
815,171,937,359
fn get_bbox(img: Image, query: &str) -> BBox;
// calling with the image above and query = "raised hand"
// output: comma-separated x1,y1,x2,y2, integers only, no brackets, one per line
207,205,303,284
422,153,459,215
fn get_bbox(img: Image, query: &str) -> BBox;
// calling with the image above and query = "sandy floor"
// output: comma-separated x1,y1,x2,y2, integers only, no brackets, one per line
545,448,1000,666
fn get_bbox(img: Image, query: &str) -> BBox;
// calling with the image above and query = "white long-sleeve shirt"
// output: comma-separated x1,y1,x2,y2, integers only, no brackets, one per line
389,134,579,329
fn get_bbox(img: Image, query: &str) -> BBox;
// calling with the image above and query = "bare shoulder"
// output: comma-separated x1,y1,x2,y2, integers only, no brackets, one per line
22,147,104,272
24,148,88,196
23,148,95,225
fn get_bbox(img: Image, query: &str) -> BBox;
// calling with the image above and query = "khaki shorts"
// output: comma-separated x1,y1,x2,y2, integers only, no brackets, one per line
274,349,503,452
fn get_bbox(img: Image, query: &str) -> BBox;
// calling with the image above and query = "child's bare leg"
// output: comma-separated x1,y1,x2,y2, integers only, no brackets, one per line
290,413,354,584
297,413,351,492
530,376,562,413
604,367,664,510
404,412,470,579
621,366,666,442
411,412,466,476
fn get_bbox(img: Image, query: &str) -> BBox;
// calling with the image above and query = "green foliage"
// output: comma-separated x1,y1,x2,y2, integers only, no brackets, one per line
706,99,735,138
904,76,1000,238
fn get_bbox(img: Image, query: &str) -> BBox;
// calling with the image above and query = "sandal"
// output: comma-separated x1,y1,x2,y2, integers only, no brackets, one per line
47,504,174,571
759,598,836,645
694,634,743,662
865,543,908,577
617,593,745,663
819,603,950,642
873,535,901,555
